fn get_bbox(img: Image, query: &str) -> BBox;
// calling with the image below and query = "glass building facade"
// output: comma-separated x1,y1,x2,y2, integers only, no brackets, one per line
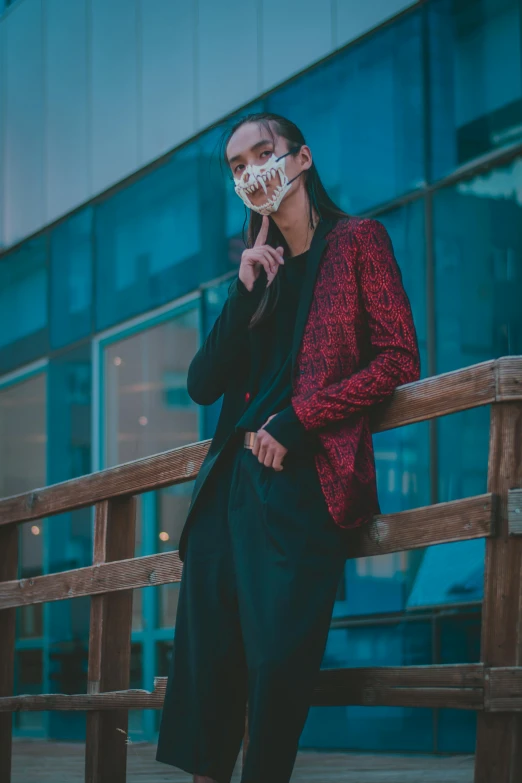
1,0,521,750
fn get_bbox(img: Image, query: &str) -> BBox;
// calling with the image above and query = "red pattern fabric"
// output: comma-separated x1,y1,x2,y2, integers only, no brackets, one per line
291,217,421,530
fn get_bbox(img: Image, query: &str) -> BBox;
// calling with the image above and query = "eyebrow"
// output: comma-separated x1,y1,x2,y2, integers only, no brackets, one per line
228,138,274,166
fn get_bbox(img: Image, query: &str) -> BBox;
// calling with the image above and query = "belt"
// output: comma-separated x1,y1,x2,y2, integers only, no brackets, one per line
243,431,257,449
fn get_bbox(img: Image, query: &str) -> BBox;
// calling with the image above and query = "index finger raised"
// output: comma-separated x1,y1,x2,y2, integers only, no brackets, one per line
254,215,270,248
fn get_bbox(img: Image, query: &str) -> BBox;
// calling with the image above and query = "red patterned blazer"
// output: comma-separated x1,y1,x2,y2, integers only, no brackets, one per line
180,216,420,561
287,217,420,530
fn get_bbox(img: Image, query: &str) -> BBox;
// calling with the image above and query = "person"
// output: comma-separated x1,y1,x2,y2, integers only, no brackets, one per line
156,112,420,783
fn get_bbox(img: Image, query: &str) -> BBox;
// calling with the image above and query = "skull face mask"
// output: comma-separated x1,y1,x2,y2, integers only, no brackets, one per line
233,147,302,215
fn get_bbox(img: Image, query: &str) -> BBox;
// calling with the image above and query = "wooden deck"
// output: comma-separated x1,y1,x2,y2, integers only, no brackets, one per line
12,740,474,782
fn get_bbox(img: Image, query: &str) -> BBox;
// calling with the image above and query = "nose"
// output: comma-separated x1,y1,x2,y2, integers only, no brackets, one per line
241,168,254,185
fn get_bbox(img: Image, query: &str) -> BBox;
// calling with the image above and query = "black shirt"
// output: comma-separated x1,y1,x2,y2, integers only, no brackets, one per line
233,251,314,452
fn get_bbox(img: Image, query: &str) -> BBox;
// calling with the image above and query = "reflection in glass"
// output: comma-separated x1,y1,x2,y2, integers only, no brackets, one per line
0,236,48,372
429,0,522,179
268,10,424,212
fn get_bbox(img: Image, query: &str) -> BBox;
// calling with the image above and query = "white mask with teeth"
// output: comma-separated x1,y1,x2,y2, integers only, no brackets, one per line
233,147,301,215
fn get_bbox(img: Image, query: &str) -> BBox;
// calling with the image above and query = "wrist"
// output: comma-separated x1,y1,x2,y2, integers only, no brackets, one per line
236,269,265,297
263,406,309,451
237,275,254,294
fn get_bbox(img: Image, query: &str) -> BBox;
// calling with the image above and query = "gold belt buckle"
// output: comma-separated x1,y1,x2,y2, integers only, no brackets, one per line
244,431,256,449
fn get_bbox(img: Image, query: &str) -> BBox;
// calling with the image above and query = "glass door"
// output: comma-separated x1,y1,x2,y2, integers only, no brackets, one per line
95,298,200,738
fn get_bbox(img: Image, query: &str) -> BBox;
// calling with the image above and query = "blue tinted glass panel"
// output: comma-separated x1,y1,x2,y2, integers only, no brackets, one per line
268,10,424,212
95,148,205,329
429,0,522,180
50,208,93,348
0,236,48,372
407,537,485,607
434,157,522,372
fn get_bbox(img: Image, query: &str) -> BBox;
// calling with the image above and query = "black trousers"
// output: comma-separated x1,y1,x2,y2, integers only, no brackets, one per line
156,429,347,783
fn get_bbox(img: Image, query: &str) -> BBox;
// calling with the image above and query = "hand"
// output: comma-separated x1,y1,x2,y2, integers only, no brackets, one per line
252,414,287,471
239,215,285,290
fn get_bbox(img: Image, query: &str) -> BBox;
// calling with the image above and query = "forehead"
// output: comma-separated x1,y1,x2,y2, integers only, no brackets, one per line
226,122,280,162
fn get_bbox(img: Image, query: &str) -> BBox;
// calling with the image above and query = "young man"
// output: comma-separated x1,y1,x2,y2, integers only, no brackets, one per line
156,113,420,783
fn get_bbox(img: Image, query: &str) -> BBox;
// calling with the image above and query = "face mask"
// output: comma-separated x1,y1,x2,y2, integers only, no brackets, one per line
233,147,302,215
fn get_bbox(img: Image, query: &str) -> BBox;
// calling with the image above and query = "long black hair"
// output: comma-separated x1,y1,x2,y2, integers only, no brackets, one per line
222,112,349,328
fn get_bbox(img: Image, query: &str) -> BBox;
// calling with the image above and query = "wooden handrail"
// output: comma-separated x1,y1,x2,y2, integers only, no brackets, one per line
0,493,496,610
1,356,520,527
0,355,521,783
2,664,521,713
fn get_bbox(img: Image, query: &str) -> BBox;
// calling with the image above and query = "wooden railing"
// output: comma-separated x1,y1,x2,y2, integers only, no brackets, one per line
1,356,521,783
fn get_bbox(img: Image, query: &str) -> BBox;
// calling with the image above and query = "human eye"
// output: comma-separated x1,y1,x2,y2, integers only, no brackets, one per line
233,163,245,175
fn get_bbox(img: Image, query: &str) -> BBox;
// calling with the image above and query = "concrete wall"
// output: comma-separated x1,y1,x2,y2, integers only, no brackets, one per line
0,0,416,248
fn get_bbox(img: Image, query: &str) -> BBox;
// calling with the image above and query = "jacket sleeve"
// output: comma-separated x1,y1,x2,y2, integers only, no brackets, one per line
261,404,310,451
290,219,421,431
187,270,267,405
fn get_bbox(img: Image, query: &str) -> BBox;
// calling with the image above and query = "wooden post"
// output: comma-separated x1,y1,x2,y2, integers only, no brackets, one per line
0,524,18,783
85,497,136,783
475,402,522,782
